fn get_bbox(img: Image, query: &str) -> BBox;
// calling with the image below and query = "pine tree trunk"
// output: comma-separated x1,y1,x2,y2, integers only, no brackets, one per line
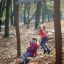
35,1,41,29
0,0,7,32
10,0,14,26
0,0,2,32
0,19,2,32
27,4,30,29
4,0,11,37
13,0,16,26
42,0,46,23
24,5,26,25
47,11,50,22
54,0,62,64
14,0,21,57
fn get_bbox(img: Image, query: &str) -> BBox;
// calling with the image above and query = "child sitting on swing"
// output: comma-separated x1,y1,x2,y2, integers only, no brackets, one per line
38,26,50,54
19,38,39,64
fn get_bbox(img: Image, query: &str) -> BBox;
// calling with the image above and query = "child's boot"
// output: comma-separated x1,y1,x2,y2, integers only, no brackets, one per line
19,62,24,64
44,50,47,54
25,59,29,64
47,49,50,54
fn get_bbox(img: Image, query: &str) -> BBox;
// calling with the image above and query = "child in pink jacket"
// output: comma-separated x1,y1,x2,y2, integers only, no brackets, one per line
38,26,50,54
19,38,39,64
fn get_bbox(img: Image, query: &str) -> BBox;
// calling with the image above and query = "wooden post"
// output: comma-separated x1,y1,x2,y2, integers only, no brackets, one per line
54,0,62,64
14,0,21,57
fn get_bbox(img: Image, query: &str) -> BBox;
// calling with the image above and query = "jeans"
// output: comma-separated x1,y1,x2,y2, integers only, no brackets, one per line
41,37,48,44
40,37,49,51
22,52,32,62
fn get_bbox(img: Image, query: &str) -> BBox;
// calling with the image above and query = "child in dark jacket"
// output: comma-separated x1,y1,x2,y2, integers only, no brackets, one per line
19,38,39,64
38,26,50,54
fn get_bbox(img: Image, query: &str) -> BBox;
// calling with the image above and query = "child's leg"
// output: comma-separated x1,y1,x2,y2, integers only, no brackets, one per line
41,43,50,54
43,43,49,50
41,37,50,54
22,52,32,63
40,37,47,50
43,43,50,53
41,43,47,53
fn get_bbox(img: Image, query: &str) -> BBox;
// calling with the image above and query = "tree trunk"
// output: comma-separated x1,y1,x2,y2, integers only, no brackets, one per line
42,0,46,23
13,0,16,26
54,0,62,64
0,0,3,32
47,11,50,22
4,0,11,37
35,1,41,29
10,0,14,26
23,5,27,25
27,4,30,29
0,19,2,32
14,0,21,57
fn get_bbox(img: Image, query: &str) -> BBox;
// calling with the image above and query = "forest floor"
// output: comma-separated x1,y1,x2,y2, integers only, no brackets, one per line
0,21,64,64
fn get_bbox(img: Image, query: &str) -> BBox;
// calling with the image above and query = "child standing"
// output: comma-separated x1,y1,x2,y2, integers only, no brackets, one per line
38,26,50,54
19,38,39,64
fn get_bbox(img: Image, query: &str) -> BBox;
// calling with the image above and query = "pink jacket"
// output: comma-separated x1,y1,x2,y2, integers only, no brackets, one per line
27,42,39,57
38,29,47,38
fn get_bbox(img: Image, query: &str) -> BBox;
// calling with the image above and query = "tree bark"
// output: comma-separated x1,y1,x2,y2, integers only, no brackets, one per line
27,4,30,29
0,19,2,32
35,1,41,29
42,0,46,23
54,0,62,64
10,0,14,26
4,0,11,37
0,0,6,32
14,0,21,57
23,5,27,25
